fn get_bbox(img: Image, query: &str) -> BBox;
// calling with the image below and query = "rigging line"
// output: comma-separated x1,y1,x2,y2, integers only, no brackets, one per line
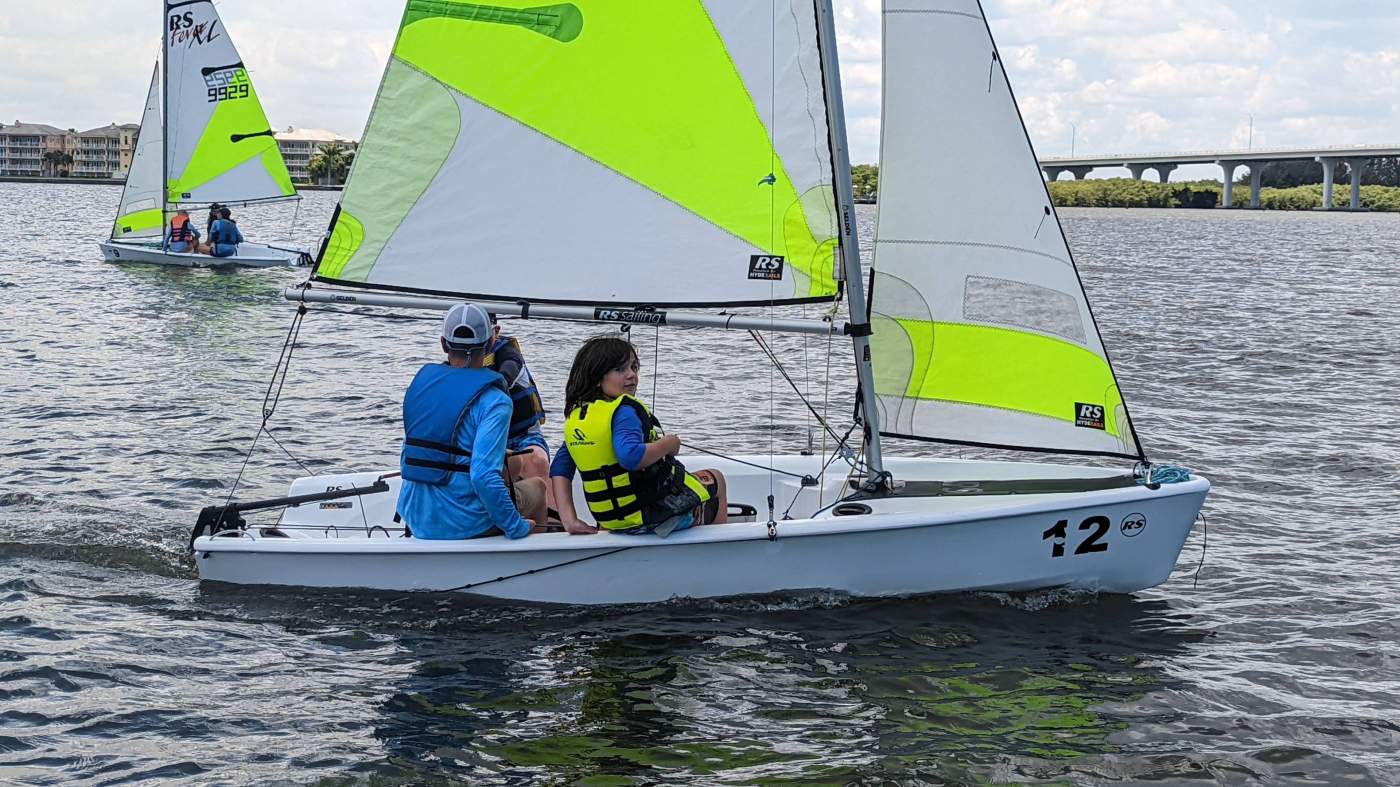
261,305,306,426
680,441,813,483
782,420,859,519
436,547,633,594
222,306,306,513
285,198,302,241
747,329,846,446
260,426,315,477
1193,511,1208,590
820,307,836,506
801,304,812,453
651,323,660,412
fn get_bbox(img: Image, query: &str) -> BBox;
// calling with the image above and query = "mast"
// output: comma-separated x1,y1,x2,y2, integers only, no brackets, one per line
159,3,169,250
813,0,888,484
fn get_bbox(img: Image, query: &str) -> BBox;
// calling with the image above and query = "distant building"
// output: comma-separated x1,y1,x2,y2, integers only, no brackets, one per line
275,127,357,185
0,120,136,178
74,123,139,178
0,121,70,177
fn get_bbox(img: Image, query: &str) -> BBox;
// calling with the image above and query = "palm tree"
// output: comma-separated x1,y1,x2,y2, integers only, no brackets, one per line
41,150,73,178
307,142,354,186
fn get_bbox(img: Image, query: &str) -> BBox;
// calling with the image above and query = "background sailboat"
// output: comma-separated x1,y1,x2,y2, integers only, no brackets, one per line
99,0,308,268
191,0,1208,604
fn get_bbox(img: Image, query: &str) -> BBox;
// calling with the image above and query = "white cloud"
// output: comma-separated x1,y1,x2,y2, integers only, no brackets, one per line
1,0,1395,166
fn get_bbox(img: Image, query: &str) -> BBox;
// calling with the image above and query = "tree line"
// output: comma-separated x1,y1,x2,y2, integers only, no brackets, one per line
845,158,1400,211
1241,157,1400,188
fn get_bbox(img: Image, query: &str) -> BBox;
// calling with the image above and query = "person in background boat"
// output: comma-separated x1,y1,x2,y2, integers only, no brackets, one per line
397,302,548,540
205,203,223,238
481,314,555,514
163,210,200,254
206,207,244,258
550,336,728,537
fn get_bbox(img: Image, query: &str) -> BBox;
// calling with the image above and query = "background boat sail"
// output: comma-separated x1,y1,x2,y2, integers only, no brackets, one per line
99,0,308,268
190,0,1208,604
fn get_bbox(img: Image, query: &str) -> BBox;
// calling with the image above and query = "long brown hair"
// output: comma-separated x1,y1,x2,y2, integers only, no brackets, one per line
564,336,636,417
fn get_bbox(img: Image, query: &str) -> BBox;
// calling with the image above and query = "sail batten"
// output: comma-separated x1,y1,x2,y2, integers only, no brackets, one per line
163,1,295,206
316,0,842,307
870,0,1144,460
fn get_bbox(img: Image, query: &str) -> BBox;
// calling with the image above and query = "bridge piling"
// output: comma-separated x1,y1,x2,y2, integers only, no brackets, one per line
1317,157,1338,209
1345,158,1369,210
1218,161,1242,208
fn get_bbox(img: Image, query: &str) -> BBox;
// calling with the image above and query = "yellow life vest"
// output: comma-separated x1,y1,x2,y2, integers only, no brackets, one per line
563,395,710,530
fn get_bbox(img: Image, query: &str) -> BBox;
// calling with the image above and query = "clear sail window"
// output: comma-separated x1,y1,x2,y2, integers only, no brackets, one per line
962,275,1087,345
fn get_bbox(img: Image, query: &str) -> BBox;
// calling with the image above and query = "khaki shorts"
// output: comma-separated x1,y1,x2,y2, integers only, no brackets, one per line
472,478,548,539
510,476,546,518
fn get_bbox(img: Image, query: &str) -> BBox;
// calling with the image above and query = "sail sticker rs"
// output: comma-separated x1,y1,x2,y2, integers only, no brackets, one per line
748,255,785,281
1120,513,1147,537
593,308,666,325
1074,402,1105,430
169,14,221,48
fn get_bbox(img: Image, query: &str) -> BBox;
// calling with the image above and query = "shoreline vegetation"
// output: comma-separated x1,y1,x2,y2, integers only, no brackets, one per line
850,163,1400,211
1048,178,1400,212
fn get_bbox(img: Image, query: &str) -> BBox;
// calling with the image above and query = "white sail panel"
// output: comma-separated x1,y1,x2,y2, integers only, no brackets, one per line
870,0,1142,458
163,0,295,206
111,64,164,240
317,0,841,306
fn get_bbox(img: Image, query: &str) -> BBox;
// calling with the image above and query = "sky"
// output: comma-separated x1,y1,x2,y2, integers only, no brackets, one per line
2,0,1397,177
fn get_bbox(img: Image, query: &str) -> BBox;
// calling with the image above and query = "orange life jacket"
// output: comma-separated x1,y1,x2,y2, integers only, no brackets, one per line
170,215,193,244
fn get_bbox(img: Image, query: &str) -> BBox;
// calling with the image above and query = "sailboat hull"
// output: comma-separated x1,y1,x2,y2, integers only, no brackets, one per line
99,239,309,268
192,456,1209,604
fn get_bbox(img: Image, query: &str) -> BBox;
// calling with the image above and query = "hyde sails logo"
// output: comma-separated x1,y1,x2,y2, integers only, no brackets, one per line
1074,402,1105,430
169,10,222,49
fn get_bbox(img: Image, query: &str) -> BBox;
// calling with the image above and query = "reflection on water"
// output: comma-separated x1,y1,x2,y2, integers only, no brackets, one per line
321,591,1202,784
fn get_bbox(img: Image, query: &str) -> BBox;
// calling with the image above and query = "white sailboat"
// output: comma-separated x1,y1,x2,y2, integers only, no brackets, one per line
99,1,308,268
190,0,1209,604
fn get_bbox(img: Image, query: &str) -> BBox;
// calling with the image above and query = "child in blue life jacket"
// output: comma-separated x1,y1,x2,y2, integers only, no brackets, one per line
206,206,244,258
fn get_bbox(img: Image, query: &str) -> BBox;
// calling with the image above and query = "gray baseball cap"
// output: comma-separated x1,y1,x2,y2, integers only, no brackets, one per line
441,302,493,352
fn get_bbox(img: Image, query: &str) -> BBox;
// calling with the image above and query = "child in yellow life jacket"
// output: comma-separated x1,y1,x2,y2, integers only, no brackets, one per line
550,336,728,537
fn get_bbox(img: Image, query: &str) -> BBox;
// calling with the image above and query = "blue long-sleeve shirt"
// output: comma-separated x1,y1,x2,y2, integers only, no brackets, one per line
550,405,648,479
397,386,531,539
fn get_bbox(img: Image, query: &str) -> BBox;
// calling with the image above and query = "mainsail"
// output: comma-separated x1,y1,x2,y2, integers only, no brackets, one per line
869,0,1143,459
316,0,843,306
163,0,295,206
111,64,164,240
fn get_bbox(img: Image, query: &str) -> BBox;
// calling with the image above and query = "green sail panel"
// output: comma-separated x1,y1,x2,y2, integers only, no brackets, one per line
317,0,840,306
163,0,296,205
869,0,1142,459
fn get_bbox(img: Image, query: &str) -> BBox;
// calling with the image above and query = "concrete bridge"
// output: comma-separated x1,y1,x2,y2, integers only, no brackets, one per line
1039,144,1400,210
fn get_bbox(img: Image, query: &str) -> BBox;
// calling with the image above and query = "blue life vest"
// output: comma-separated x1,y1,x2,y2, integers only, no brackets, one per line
209,218,238,246
399,364,507,485
484,335,546,439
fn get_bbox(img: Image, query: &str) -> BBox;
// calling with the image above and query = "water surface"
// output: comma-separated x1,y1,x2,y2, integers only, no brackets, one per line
1,183,1397,784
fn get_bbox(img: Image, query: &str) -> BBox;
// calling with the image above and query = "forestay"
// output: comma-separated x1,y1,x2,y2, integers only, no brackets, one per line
869,0,1143,459
111,64,164,240
163,0,295,206
316,0,843,306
